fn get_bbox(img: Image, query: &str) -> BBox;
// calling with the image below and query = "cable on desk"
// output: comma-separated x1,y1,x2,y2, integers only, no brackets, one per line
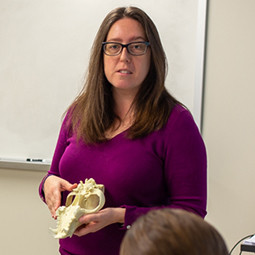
229,234,254,255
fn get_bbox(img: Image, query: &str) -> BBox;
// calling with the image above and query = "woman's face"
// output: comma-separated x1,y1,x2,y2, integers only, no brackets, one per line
103,18,151,97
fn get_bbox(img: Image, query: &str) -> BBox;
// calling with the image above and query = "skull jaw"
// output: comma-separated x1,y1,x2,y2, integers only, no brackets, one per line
50,205,85,239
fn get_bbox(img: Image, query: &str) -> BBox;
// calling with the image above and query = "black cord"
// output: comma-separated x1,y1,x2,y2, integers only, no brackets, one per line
229,234,255,255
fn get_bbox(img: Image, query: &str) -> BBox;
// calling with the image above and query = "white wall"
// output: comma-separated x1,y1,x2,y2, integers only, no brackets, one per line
0,0,255,254
203,0,255,253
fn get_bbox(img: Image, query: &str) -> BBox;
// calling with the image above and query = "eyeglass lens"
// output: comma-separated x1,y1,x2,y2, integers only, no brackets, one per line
103,42,149,56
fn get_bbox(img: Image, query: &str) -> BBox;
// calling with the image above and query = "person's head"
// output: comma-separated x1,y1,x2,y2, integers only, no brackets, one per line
70,6,178,144
120,209,229,255
103,17,151,97
88,6,167,97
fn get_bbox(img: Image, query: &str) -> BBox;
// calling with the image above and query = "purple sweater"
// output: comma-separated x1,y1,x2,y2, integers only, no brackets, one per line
39,104,207,255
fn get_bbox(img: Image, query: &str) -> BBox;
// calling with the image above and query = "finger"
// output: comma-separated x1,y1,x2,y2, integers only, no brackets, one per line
70,183,78,190
60,180,78,192
74,222,97,236
46,200,57,218
51,182,77,217
79,213,98,224
46,189,61,218
48,201,58,218
52,190,62,216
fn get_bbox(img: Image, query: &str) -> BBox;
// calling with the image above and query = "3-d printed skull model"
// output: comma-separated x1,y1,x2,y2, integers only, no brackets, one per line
50,178,105,239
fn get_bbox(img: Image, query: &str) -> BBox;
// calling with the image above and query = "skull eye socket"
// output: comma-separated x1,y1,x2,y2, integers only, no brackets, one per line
80,194,100,210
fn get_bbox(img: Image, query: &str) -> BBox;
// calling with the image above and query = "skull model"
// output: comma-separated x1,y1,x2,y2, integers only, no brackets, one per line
50,178,105,239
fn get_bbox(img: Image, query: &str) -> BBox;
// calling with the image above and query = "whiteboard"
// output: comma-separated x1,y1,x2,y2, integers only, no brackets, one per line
0,0,207,163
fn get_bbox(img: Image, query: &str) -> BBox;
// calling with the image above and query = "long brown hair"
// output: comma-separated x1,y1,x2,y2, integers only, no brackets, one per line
68,6,179,144
120,209,229,255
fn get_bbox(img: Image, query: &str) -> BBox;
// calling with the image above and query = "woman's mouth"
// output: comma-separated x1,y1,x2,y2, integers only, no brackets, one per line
118,69,132,74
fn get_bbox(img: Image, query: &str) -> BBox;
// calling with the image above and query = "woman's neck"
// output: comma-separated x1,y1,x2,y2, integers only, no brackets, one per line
113,88,136,121
105,88,136,139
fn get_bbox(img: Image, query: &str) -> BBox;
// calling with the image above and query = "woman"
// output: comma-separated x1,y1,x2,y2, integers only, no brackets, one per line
39,6,207,255
120,208,228,255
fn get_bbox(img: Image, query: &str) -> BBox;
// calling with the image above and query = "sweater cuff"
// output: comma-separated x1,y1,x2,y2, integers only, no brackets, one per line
119,205,149,230
38,174,55,203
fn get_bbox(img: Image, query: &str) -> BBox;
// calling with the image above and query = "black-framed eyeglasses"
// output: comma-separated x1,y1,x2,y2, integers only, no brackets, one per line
102,41,150,56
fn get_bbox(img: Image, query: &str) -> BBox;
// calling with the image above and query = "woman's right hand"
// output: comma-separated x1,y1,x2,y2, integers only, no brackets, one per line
44,175,77,219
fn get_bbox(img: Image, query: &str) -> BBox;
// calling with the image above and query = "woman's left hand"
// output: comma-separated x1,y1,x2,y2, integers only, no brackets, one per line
74,207,126,237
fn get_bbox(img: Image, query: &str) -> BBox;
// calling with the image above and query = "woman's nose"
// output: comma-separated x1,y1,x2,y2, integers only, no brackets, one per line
119,47,131,62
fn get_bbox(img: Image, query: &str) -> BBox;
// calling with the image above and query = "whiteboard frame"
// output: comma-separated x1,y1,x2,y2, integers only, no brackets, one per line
193,0,208,130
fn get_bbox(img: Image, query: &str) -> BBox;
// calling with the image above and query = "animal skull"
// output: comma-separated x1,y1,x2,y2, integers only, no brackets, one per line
50,178,105,239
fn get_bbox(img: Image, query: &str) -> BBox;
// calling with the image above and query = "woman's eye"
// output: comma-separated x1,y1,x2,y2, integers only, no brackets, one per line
130,44,139,50
110,44,120,50
133,44,141,49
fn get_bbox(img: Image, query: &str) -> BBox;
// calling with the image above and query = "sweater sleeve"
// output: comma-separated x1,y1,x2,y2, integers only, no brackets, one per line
122,108,207,229
38,115,69,201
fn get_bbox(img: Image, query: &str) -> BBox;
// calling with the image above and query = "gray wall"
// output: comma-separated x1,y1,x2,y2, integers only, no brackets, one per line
204,0,255,253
